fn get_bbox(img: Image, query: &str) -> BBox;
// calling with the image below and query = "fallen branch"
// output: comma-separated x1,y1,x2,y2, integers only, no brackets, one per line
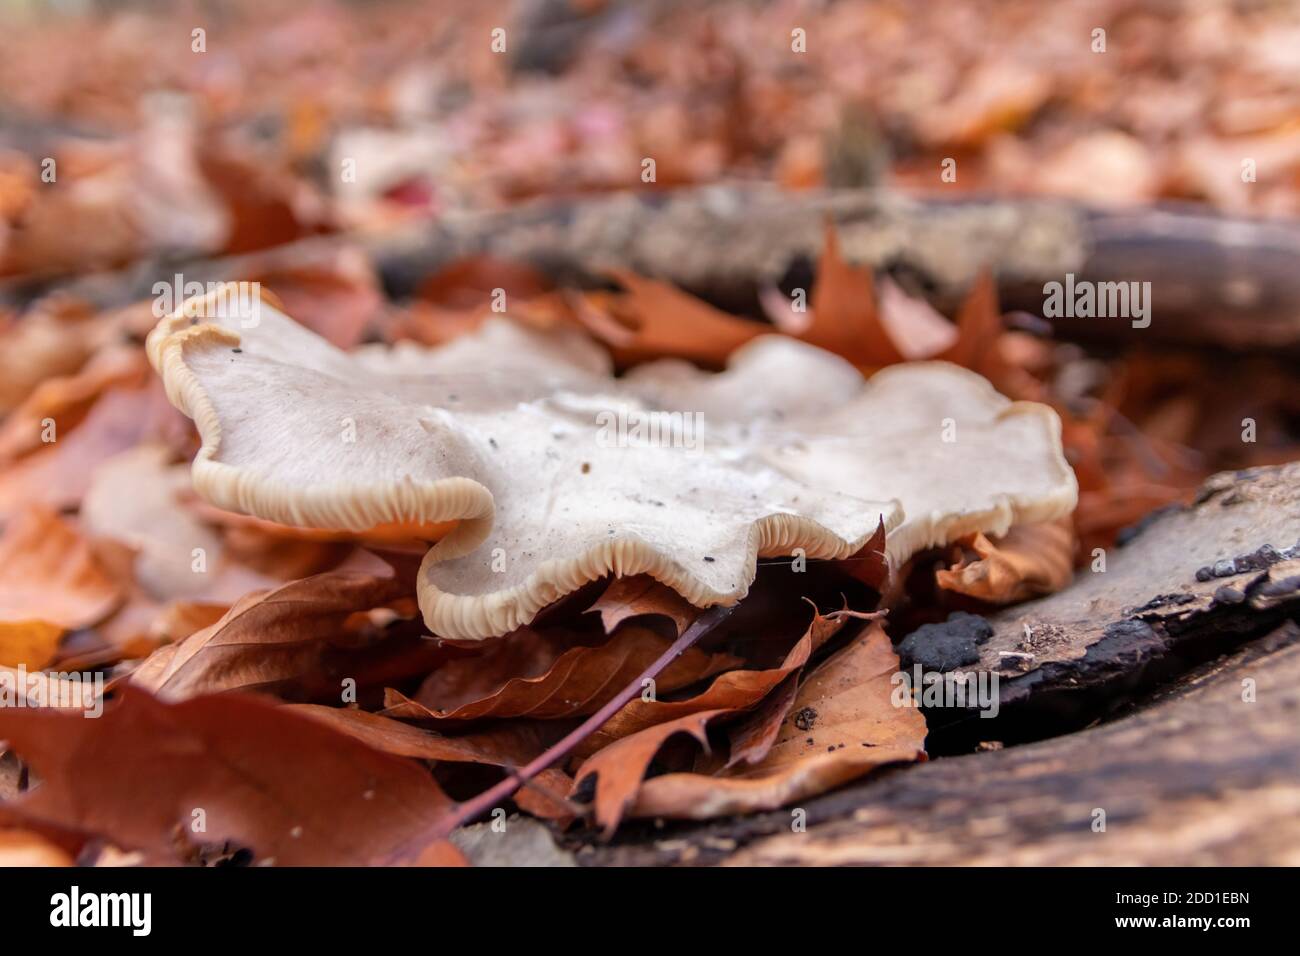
11,188,1300,350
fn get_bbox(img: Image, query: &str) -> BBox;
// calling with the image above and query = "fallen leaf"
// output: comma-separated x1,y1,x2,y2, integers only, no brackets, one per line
0,686,459,865
1034,130,1160,208
571,612,879,834
576,608,873,758
82,444,229,601
130,555,410,701
196,146,322,257
3,110,228,279
576,269,762,365
917,60,1053,147
936,271,1008,386
805,223,902,367
419,255,551,310
0,296,97,414
98,596,235,662
248,245,384,350
586,575,699,635
0,666,103,711
0,508,120,629
576,708,727,837
627,622,927,821
289,703,563,769
293,705,578,821
724,670,801,769
937,517,1076,604
877,275,960,359
149,600,232,643
0,345,147,462
513,768,579,824
409,624,741,720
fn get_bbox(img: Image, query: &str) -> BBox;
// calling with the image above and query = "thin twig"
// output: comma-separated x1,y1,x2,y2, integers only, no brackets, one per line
425,604,735,840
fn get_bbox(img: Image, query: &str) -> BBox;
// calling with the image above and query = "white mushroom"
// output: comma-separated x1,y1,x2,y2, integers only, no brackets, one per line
148,285,1076,640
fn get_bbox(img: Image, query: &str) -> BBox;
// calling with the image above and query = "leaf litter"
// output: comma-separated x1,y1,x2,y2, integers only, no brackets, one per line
0,0,1297,868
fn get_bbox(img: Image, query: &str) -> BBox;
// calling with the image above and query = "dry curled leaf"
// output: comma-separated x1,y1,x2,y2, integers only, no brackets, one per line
576,708,727,837
573,613,902,834
586,575,700,635
130,554,410,701
82,444,229,601
247,245,384,350
577,607,872,758
0,297,98,414
936,271,1011,389
0,386,167,520
805,223,902,367
0,345,147,462
0,666,103,713
628,622,927,821
149,600,232,643
937,517,1076,604
876,275,961,359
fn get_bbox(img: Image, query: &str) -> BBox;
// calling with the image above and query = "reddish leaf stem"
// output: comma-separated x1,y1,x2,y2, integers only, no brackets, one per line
427,604,735,839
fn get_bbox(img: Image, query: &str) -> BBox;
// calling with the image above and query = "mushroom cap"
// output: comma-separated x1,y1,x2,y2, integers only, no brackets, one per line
149,284,1076,640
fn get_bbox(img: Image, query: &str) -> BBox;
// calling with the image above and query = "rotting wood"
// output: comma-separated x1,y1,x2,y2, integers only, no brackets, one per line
916,462,1300,747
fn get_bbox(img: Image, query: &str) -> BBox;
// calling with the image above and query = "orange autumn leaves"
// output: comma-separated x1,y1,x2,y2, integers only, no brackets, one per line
0,224,1211,864
619,621,926,824
0,573,923,859
573,608,926,834
573,225,1009,379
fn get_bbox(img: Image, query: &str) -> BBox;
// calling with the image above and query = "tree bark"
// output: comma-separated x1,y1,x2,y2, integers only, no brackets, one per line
922,462,1300,749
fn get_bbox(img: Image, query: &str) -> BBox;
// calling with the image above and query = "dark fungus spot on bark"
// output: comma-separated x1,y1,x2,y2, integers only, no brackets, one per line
897,611,993,673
